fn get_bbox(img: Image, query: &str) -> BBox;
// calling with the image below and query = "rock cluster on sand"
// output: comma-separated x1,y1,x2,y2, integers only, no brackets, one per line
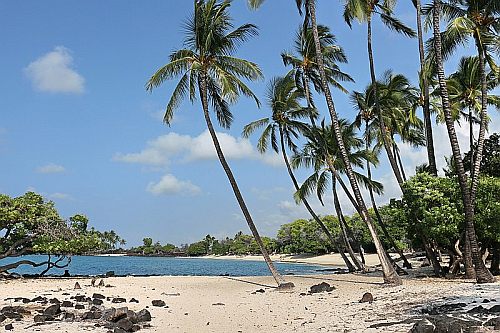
409,299,500,333
1,291,155,333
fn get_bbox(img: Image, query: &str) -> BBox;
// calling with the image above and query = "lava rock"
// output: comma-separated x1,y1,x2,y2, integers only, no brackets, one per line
75,304,85,310
93,293,105,300
63,312,75,321
106,271,115,277
73,295,86,302
31,296,46,303
359,292,374,303
136,309,151,322
409,318,436,333
151,300,165,307
255,289,265,293
98,279,105,287
0,314,5,323
127,310,138,324
129,298,139,303
489,305,500,313
74,282,81,290
115,318,133,331
112,298,126,304
93,298,104,306
309,282,335,294
49,298,61,304
61,301,74,308
82,311,95,320
44,304,61,316
34,314,54,323
4,323,13,331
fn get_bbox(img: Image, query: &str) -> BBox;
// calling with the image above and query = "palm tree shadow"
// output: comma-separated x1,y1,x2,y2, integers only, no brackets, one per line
222,276,277,289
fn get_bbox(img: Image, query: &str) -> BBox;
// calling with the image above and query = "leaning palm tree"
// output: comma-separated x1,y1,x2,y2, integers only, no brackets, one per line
243,75,358,272
249,0,402,285
447,56,500,171
281,24,354,120
305,0,401,285
430,0,495,283
343,0,416,188
293,120,379,271
424,0,499,202
146,0,292,288
351,74,419,269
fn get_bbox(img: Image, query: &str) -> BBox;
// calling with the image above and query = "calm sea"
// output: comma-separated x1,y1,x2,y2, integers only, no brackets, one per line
0,255,336,277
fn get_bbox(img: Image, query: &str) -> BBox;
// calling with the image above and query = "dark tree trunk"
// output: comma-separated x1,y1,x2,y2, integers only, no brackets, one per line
307,0,401,285
199,75,291,288
278,127,356,272
367,18,404,188
470,37,488,202
491,244,500,275
422,233,444,276
302,74,316,127
431,0,495,283
365,121,411,268
415,0,437,175
393,143,407,182
331,170,365,271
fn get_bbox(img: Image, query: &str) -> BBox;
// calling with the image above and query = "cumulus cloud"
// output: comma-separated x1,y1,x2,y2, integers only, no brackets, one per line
24,46,85,94
146,174,201,196
49,192,72,200
113,130,283,167
36,163,66,174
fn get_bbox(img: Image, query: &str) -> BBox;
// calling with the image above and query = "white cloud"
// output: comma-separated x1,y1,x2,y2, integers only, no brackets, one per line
146,174,201,196
113,130,283,167
36,163,66,174
24,46,85,94
49,192,72,200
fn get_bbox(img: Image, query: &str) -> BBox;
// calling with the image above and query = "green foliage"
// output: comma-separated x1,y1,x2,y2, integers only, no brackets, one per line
276,218,331,254
464,133,500,177
402,173,462,249
474,177,500,246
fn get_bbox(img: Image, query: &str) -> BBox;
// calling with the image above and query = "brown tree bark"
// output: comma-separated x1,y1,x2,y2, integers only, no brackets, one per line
199,75,292,288
307,0,401,285
431,0,494,283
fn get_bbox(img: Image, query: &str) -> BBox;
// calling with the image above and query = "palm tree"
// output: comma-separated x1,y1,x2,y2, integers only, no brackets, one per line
281,24,354,122
243,75,358,272
146,0,292,288
293,120,378,271
424,0,499,202
430,0,495,283
414,0,438,175
343,0,416,189
301,0,401,285
249,0,402,285
447,56,500,172
351,73,421,269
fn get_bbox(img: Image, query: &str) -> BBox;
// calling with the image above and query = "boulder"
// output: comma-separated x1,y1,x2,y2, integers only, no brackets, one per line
61,301,74,308
93,293,105,300
63,312,75,321
93,299,104,306
129,298,139,303
75,304,85,310
136,309,151,322
4,323,13,331
49,298,61,304
151,300,165,307
43,304,61,316
115,318,133,331
309,282,335,294
81,311,95,320
0,314,5,323
74,282,81,290
112,298,126,304
409,318,436,333
34,314,54,323
359,292,374,303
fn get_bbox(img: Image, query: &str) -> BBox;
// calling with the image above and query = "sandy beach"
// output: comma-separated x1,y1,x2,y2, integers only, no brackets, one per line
1,255,499,332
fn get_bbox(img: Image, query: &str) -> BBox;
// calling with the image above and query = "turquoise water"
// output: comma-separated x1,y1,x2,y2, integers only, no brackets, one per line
0,255,336,277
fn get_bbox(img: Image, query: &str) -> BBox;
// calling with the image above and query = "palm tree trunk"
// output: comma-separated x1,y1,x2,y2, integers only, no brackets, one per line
491,243,499,275
431,0,494,283
415,0,437,175
470,38,488,202
302,74,316,126
307,0,401,285
365,121,411,268
331,176,366,271
199,75,291,288
278,127,355,271
464,231,475,278
393,143,407,182
367,18,405,189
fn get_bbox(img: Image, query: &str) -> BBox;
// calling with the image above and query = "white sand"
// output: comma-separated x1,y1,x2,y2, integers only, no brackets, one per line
1,265,497,332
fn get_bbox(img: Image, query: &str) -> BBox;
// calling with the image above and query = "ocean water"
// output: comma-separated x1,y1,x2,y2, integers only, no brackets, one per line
0,255,336,277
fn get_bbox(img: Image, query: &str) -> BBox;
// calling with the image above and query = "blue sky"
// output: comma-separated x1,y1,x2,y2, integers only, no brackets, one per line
0,0,497,246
